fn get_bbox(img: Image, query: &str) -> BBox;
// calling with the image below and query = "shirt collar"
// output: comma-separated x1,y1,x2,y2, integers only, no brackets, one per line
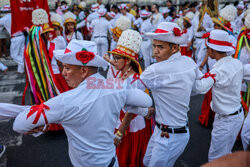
166,51,181,62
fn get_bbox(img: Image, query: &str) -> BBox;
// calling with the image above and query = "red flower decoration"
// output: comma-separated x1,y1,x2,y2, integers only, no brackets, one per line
202,32,210,39
76,51,95,65
173,27,182,36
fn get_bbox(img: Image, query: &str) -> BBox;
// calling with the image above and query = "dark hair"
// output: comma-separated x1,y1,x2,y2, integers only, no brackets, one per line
61,1,68,5
189,2,198,8
184,19,191,29
153,4,160,11
65,23,76,35
130,60,139,74
167,0,172,4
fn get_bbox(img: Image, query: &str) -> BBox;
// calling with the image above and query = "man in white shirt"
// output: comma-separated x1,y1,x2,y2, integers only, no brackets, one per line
0,40,152,167
141,22,200,167
90,8,111,58
139,10,154,68
234,2,245,36
150,4,164,31
193,29,245,162
119,4,135,24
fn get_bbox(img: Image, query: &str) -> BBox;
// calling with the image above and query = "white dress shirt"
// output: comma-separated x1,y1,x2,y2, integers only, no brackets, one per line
150,13,164,31
140,52,199,127
90,17,111,38
140,19,154,40
12,73,152,167
194,56,243,115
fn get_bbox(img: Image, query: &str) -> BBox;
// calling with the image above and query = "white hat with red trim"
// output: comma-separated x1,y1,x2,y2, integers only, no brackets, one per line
60,4,69,11
119,4,128,10
1,5,10,12
107,11,116,19
97,8,107,17
91,4,99,12
205,29,235,52
145,22,188,45
54,39,108,68
140,10,151,18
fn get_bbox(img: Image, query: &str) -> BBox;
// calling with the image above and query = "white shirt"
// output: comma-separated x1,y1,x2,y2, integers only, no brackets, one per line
193,13,214,38
50,36,66,74
150,13,164,31
0,13,11,35
121,12,135,23
140,52,199,127
194,56,243,115
87,12,99,24
90,17,111,37
233,13,244,35
13,73,152,167
140,19,154,40
134,17,143,30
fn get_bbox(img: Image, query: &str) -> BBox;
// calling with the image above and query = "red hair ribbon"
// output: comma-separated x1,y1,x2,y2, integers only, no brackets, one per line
26,103,50,124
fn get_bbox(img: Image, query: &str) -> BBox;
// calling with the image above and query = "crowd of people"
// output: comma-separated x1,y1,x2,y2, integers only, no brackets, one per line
0,0,250,166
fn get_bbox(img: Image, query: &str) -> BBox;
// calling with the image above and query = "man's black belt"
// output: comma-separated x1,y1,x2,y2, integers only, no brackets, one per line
228,107,242,116
108,156,116,167
156,122,187,134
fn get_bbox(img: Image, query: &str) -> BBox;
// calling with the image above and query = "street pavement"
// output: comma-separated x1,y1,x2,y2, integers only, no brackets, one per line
0,58,244,167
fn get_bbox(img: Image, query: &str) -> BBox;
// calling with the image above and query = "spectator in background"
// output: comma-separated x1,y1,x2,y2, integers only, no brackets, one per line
166,0,176,18
150,4,164,30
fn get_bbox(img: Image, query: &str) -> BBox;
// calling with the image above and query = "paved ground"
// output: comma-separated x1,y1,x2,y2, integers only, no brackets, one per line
0,58,244,167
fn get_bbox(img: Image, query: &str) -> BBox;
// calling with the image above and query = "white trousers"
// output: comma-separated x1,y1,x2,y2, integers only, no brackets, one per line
143,126,190,167
141,40,152,68
208,111,244,161
10,35,25,73
0,61,7,71
241,111,250,150
92,37,108,58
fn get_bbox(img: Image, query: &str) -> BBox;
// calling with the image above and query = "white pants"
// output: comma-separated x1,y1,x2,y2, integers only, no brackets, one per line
0,61,7,71
10,35,25,73
92,37,108,57
208,111,244,161
241,111,250,150
141,39,152,68
143,126,190,167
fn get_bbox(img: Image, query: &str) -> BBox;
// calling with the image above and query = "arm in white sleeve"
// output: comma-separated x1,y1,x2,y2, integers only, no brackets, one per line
125,106,148,117
77,20,86,29
13,95,65,133
243,64,250,82
192,67,215,94
0,103,30,120
125,89,152,108
77,31,83,40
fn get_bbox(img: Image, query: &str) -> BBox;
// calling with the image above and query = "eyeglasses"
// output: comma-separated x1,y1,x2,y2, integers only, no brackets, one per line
113,55,124,62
